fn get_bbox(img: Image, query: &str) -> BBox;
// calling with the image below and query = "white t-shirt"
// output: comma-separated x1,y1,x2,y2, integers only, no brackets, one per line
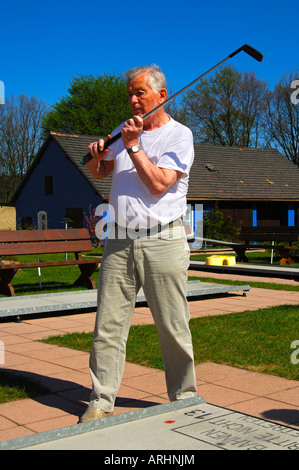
104,117,194,229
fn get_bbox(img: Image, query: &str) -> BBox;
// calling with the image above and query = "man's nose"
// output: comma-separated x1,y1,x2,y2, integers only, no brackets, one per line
130,94,138,104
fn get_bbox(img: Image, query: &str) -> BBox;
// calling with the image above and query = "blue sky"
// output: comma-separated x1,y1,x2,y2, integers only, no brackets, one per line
1,0,298,107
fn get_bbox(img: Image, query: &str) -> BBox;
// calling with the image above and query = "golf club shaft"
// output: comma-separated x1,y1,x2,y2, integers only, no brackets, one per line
81,44,263,165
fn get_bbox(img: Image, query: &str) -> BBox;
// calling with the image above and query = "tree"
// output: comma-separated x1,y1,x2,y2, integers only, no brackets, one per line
42,73,131,137
203,203,238,242
181,65,267,148
165,87,188,124
0,94,48,202
238,71,268,148
264,71,299,165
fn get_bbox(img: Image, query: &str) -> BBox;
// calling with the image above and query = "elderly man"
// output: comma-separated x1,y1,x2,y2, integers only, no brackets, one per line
79,66,197,423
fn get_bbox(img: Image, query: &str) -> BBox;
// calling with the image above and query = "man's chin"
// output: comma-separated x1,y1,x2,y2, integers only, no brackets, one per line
132,110,143,117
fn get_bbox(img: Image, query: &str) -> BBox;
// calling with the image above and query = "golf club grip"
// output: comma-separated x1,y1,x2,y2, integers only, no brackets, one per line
80,132,121,165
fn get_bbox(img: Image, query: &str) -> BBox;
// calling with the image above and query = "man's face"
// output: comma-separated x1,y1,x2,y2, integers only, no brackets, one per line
126,73,165,117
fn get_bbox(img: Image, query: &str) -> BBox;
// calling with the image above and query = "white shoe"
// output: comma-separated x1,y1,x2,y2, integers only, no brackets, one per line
79,407,113,423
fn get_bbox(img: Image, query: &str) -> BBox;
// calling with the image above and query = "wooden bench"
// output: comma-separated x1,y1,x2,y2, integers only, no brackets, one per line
0,228,100,296
233,226,299,265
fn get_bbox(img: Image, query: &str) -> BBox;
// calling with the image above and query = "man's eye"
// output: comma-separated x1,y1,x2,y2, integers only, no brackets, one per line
128,91,145,98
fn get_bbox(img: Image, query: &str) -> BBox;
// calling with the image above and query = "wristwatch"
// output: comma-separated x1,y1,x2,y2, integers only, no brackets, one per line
127,145,141,154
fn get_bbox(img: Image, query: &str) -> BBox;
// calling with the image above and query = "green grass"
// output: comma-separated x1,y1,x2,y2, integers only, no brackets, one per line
189,276,299,291
191,249,299,266
42,304,299,381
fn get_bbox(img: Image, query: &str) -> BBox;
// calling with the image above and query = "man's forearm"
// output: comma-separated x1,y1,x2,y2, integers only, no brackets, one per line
87,159,113,180
129,150,181,197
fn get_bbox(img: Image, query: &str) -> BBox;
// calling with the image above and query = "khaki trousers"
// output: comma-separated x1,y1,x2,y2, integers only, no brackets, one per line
89,224,197,412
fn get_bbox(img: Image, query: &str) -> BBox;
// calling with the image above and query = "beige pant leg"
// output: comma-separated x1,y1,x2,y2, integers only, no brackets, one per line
89,237,139,412
135,228,197,401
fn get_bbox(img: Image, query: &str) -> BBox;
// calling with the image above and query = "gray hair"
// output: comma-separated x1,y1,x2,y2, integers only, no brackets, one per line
124,66,167,93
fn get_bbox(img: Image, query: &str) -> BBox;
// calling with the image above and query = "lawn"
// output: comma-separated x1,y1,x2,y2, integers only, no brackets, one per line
42,304,299,381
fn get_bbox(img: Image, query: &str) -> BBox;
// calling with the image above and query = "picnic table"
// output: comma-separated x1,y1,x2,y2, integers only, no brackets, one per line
233,226,299,265
189,226,299,266
0,228,100,296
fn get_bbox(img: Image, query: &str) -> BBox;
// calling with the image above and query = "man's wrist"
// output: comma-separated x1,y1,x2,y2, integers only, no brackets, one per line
127,144,141,155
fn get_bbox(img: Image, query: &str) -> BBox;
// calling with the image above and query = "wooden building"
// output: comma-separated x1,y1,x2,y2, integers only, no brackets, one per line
11,133,299,236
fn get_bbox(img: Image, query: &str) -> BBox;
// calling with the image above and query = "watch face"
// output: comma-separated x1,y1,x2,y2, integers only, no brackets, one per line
128,145,141,154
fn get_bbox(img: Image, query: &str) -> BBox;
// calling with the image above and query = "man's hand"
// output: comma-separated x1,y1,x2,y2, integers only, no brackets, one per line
121,116,143,149
86,134,114,180
87,135,112,161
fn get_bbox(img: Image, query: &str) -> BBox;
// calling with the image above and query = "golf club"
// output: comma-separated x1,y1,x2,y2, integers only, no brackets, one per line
80,44,263,165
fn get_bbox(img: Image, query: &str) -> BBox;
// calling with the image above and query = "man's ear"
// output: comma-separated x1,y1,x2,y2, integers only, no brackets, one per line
159,88,167,103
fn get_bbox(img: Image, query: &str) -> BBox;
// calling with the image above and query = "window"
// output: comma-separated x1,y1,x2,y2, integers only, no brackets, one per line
45,176,53,195
65,208,83,228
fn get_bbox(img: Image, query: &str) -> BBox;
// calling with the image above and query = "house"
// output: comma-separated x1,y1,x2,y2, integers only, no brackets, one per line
188,144,299,232
12,132,112,231
11,133,299,239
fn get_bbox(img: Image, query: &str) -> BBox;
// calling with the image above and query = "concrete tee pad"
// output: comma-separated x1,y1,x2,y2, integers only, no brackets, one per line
2,396,299,451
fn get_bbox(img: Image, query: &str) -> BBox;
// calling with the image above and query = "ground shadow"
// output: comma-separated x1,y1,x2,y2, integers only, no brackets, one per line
0,368,163,418
5,281,90,296
261,409,299,428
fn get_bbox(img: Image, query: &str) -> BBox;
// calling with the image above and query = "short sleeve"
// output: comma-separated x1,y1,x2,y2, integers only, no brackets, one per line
156,126,194,176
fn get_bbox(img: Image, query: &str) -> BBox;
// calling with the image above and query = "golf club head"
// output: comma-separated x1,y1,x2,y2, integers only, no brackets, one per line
229,44,263,62
242,44,263,62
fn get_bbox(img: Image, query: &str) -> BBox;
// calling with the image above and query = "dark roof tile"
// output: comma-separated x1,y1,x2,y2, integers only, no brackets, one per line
189,144,299,200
